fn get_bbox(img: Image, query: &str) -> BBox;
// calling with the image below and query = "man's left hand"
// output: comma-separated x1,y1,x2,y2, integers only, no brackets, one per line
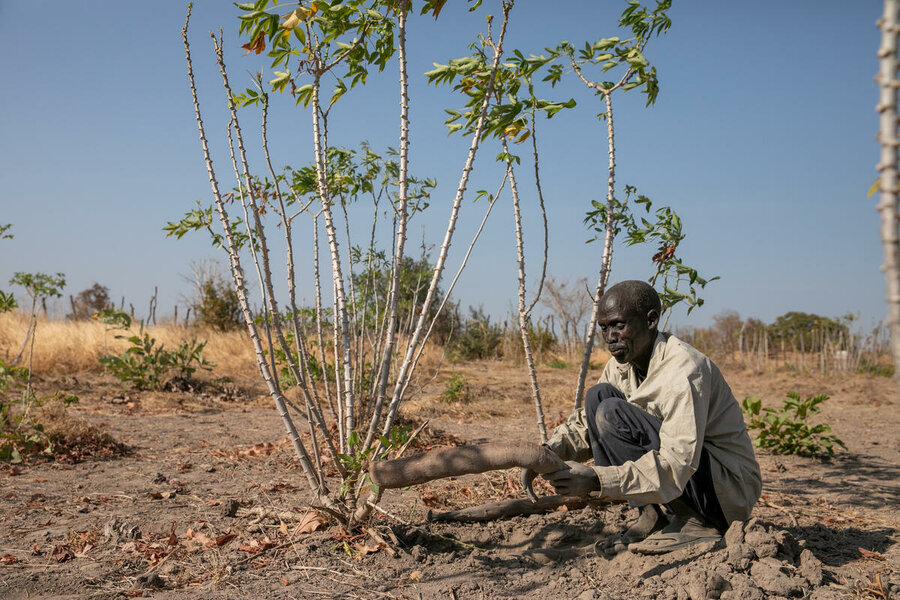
544,461,601,497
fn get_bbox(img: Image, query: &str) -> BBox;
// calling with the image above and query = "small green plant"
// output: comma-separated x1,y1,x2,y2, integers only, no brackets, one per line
856,358,894,377
741,392,846,457
0,372,80,464
439,373,471,403
99,324,215,390
337,426,411,496
547,359,568,369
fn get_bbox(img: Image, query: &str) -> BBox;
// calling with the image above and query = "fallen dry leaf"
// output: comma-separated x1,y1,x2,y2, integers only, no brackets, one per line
859,547,886,561
296,510,328,535
239,442,277,458
409,570,422,581
0,554,18,564
184,528,216,552
51,545,75,563
353,542,381,555
216,533,237,547
420,491,441,508
239,536,276,554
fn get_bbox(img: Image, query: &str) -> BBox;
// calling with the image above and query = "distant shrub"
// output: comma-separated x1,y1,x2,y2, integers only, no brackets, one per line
741,392,845,457
99,324,215,390
448,307,503,361
67,283,112,321
547,359,568,369
195,277,242,331
856,358,894,377
439,373,471,403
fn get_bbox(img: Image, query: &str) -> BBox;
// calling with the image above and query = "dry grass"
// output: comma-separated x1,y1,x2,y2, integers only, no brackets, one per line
0,312,258,377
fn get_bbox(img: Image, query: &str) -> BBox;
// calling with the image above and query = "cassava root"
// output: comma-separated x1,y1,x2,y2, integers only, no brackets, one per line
369,441,566,501
428,494,608,523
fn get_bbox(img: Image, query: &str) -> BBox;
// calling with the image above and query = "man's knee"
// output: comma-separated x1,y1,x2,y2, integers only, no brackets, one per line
585,383,623,415
593,395,629,432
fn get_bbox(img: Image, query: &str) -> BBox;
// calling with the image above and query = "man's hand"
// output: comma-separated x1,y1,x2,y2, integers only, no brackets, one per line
544,461,601,497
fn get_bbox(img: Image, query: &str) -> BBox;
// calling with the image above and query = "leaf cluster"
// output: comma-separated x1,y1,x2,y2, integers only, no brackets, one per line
10,272,66,302
741,392,846,458
337,425,410,495
426,44,576,145
584,185,717,314
234,0,397,108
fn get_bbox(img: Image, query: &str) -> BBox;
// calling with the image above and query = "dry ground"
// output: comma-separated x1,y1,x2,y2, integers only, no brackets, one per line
0,337,898,598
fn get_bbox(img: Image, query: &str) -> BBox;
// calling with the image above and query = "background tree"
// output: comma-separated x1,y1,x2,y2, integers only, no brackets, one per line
67,283,111,321
540,275,592,359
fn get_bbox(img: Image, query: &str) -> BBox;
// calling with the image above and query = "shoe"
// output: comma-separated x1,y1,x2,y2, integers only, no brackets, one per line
628,514,722,554
593,504,667,556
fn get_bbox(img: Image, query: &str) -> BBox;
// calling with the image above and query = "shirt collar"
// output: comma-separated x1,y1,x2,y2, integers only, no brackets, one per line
615,331,667,378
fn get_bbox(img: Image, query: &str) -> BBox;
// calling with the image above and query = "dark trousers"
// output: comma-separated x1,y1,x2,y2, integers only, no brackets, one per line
585,383,728,531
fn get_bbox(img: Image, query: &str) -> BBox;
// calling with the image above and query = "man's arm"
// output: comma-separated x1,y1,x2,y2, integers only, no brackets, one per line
593,357,711,504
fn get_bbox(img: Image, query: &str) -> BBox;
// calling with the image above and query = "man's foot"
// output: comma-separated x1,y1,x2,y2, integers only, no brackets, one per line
594,504,667,555
628,514,722,555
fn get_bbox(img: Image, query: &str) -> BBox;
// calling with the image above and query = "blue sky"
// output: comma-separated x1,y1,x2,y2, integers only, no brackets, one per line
0,1,887,332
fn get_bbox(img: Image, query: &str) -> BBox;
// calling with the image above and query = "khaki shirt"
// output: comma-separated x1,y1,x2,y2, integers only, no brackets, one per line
545,332,761,523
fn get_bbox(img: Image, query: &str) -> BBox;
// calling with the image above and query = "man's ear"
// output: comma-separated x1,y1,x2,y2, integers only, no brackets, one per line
647,309,660,331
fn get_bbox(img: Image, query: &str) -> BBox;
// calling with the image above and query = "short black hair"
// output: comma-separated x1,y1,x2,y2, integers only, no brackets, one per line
605,280,661,317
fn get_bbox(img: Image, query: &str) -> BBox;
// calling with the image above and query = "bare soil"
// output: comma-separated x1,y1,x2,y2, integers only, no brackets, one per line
1,363,898,599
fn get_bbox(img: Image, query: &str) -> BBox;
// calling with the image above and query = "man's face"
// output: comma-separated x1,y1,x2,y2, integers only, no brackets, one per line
597,292,657,367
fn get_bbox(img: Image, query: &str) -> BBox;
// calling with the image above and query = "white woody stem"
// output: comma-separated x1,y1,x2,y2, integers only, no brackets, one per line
504,138,548,442
575,92,617,409
877,0,900,389
181,9,321,497
379,1,514,440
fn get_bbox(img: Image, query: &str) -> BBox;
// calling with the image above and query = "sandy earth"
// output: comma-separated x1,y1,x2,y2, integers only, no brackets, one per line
0,364,898,599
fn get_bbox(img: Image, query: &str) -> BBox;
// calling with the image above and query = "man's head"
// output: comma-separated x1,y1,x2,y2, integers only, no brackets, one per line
597,280,660,371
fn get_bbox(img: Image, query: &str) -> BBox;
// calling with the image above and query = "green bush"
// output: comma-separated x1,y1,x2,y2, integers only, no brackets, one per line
448,307,502,361
195,277,242,331
547,359,568,369
99,324,215,390
741,392,845,457
439,373,471,403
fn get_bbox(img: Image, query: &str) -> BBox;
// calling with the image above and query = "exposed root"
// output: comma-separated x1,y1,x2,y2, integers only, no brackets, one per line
428,494,608,523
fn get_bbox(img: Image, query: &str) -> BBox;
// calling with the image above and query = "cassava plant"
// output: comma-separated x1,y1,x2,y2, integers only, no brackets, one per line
741,392,846,458
178,0,515,526
9,272,66,397
98,322,215,390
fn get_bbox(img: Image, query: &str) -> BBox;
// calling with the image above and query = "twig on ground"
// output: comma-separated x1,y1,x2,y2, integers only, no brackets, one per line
760,496,799,527
366,525,398,558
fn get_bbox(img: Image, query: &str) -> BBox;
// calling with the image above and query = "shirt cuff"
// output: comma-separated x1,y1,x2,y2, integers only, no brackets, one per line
592,465,619,497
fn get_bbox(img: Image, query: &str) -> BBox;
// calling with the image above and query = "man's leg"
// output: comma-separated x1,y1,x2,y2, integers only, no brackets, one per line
583,383,727,541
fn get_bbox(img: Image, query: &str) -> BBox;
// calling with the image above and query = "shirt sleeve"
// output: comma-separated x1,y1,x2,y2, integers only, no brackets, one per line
592,356,711,504
544,361,617,463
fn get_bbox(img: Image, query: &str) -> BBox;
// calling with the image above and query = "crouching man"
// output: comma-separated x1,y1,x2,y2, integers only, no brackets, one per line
526,280,761,554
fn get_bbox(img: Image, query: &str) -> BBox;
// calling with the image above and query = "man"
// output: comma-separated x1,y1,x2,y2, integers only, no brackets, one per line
527,280,761,554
